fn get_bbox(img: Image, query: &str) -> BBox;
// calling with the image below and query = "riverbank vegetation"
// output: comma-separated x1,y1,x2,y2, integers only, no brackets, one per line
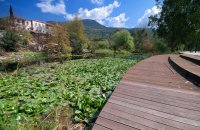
0,51,46,64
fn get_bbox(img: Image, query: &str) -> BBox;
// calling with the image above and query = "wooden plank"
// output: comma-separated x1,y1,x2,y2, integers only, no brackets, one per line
122,78,199,92
99,111,155,130
111,95,200,121
114,90,200,113
113,92,200,112
181,54,200,66
116,86,200,107
120,80,200,96
114,88,200,110
103,102,200,130
101,108,180,130
92,124,111,130
95,117,138,130
123,75,193,88
115,85,200,106
108,99,200,127
125,73,183,82
126,70,180,78
118,82,200,99
170,55,200,84
115,86,200,105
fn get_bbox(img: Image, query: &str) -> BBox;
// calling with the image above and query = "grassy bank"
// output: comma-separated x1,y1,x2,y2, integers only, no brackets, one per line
0,55,148,129
0,52,47,64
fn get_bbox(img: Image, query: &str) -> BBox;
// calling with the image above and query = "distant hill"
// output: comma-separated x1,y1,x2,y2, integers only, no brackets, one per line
82,19,106,30
47,19,106,29
82,20,153,40
82,19,129,39
47,19,151,40
47,19,115,39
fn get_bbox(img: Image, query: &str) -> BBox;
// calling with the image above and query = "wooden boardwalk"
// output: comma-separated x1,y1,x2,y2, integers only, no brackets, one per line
181,54,200,66
170,55,200,85
93,55,200,130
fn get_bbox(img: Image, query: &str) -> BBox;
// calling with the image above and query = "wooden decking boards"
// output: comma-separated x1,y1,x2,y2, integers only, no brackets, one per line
92,55,200,130
169,55,200,85
180,54,200,66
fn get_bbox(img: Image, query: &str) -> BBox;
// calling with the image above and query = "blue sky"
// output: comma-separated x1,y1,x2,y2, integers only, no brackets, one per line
0,0,160,28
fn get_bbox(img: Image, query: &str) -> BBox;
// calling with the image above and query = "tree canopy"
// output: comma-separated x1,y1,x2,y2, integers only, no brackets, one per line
111,30,135,52
133,29,154,52
47,25,72,55
67,16,89,54
0,31,21,52
149,0,200,51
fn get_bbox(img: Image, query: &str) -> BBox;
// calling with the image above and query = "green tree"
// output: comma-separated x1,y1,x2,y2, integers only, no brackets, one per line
153,35,170,53
96,40,110,49
47,25,72,55
133,29,154,52
0,31,21,52
67,16,89,54
111,30,135,52
69,33,82,54
149,0,200,51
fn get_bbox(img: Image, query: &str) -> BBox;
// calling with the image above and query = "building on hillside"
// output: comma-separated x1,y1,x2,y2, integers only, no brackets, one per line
13,17,53,34
31,20,53,34
0,5,54,34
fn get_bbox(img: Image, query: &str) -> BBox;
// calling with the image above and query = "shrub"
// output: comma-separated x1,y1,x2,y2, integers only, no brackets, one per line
0,31,21,52
95,49,114,56
96,40,110,49
22,39,28,45
70,33,83,54
154,39,170,53
111,30,135,52
116,50,131,55
49,26,72,55
20,30,32,42
67,16,89,53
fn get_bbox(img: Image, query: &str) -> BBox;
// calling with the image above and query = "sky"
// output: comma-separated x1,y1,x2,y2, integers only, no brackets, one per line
0,0,161,28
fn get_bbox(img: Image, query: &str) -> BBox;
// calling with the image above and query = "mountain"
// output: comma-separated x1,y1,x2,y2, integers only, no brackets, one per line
82,19,123,39
47,19,106,29
82,19,106,30
47,19,151,40
47,19,116,39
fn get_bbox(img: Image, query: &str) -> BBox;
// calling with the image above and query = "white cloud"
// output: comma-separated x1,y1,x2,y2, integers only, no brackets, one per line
106,13,129,27
91,0,104,5
36,0,128,27
36,0,66,15
65,1,128,27
137,6,161,27
65,1,120,23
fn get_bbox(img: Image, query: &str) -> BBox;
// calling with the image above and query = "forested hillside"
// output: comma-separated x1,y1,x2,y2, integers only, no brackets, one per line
47,19,152,40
